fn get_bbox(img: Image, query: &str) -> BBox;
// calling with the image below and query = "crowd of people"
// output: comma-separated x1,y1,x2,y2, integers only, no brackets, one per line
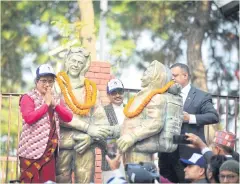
16,47,239,184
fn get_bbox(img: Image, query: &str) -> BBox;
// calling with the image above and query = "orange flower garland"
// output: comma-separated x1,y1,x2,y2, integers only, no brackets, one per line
56,71,97,116
124,80,175,118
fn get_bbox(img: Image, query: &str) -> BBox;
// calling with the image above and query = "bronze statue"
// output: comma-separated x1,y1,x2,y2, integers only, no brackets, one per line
117,60,183,164
55,47,111,183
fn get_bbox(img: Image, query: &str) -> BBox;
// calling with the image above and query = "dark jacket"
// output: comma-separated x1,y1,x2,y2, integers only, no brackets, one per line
179,86,219,159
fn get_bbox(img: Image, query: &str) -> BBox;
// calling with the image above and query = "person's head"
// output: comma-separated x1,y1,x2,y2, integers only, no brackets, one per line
170,63,190,88
180,153,207,183
219,160,239,184
64,47,90,78
125,162,159,183
141,60,172,90
35,63,56,95
205,155,227,183
211,131,236,157
107,79,124,106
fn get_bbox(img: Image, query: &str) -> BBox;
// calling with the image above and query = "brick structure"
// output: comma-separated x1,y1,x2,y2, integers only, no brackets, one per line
85,61,113,183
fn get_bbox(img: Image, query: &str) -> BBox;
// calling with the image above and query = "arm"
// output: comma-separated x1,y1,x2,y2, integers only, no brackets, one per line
130,95,166,141
55,99,73,122
20,94,48,125
195,93,219,125
117,95,166,152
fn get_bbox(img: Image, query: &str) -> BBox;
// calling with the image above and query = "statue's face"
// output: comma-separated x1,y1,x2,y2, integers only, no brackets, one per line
65,54,86,78
141,63,154,88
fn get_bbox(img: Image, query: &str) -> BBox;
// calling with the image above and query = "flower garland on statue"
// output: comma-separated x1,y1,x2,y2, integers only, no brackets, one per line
124,80,175,118
56,71,97,116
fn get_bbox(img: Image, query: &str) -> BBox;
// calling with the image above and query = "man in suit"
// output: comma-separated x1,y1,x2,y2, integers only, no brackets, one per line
158,63,219,183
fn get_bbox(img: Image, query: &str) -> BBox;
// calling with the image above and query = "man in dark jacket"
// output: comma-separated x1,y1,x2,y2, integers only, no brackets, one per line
158,63,219,183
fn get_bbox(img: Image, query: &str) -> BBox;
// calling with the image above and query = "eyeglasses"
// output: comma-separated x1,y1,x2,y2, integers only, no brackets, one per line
39,79,55,85
110,89,124,95
219,174,239,180
66,47,90,58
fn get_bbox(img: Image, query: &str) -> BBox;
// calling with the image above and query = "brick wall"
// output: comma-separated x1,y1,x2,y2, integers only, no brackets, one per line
85,61,113,183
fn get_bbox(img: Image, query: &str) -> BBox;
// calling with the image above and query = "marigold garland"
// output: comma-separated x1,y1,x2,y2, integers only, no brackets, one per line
124,80,175,118
56,71,97,116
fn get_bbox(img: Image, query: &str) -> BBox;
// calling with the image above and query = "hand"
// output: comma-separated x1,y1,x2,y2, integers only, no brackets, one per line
73,134,92,154
105,150,122,171
108,125,120,138
185,133,207,150
44,87,52,106
117,134,135,153
183,111,190,123
87,125,111,139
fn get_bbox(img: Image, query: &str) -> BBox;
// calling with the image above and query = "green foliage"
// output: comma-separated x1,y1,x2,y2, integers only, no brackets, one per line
1,1,80,93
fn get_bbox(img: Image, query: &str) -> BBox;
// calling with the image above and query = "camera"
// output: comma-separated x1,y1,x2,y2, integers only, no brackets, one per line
125,162,159,183
106,138,117,159
173,135,191,145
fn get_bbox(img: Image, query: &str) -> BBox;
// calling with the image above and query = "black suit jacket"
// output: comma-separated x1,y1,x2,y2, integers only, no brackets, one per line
179,86,219,159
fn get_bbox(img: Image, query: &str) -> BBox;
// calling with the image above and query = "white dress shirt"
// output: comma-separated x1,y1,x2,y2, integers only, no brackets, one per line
181,83,197,124
112,103,125,125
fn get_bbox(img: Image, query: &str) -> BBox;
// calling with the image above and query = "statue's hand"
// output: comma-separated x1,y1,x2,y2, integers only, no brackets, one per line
117,134,135,153
73,134,92,154
87,125,111,139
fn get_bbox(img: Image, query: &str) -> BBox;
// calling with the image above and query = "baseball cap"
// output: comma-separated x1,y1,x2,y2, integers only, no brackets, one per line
36,64,56,78
107,79,124,94
180,153,206,168
213,130,236,149
125,162,159,183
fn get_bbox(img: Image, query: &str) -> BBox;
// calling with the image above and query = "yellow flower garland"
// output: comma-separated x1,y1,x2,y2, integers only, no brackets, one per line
124,80,175,118
56,71,97,116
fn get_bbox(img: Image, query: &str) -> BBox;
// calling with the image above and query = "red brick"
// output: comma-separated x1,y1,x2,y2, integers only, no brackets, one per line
95,166,102,172
100,79,109,85
97,84,107,91
99,62,111,68
95,154,102,161
95,173,102,179
94,178,102,184
95,148,102,154
95,73,111,80
95,160,102,167
89,66,101,73
100,67,111,74
85,72,95,78
90,78,101,85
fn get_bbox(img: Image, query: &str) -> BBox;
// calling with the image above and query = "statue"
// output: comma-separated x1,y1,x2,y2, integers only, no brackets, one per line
55,47,111,183
117,60,183,164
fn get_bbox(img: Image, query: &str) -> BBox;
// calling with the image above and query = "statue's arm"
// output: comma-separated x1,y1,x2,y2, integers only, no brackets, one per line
131,95,167,142
60,114,89,132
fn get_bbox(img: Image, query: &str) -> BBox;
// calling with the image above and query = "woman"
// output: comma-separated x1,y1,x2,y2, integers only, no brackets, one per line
18,63,73,183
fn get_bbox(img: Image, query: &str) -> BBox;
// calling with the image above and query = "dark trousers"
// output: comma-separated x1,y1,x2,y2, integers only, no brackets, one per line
158,149,185,183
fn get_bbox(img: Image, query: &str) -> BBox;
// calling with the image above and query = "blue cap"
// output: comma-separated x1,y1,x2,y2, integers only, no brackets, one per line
36,64,56,78
107,79,124,94
180,153,206,168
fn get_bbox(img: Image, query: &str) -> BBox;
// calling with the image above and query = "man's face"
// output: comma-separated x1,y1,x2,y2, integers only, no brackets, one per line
36,76,55,95
66,54,86,78
108,89,124,106
219,170,239,184
184,165,205,182
141,64,154,88
171,66,188,88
